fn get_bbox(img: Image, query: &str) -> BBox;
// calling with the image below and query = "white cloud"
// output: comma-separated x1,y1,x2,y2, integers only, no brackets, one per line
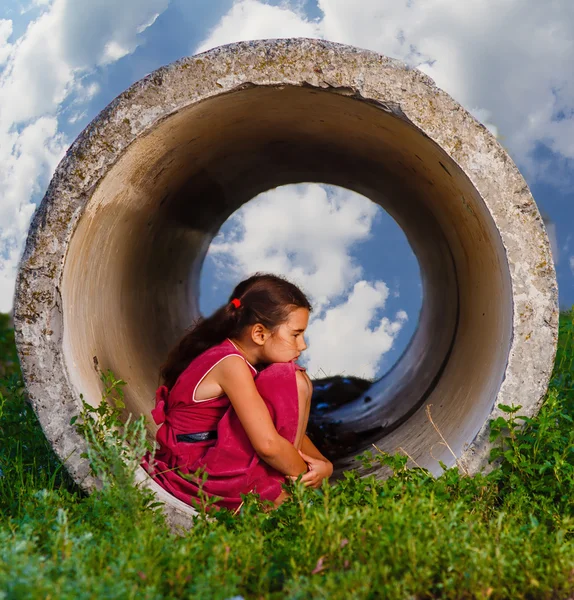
0,117,66,242
0,19,13,66
304,280,408,379
0,0,169,129
137,12,161,34
0,0,169,313
570,256,574,276
196,0,321,53
197,0,574,173
101,40,131,64
20,0,52,11
542,215,559,266
208,184,380,312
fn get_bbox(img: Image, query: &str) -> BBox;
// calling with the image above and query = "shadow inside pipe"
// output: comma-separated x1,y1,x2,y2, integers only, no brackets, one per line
306,374,427,461
307,374,377,458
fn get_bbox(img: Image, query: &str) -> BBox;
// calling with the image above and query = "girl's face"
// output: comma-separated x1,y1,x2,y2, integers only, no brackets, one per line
261,307,309,364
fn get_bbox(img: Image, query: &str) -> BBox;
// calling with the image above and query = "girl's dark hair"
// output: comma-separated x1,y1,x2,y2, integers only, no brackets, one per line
158,273,312,390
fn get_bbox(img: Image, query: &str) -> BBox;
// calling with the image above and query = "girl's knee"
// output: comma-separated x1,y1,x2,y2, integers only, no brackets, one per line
294,370,312,449
295,369,312,402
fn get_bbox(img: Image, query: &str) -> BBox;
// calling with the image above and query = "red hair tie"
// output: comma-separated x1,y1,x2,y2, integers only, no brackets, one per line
231,298,241,308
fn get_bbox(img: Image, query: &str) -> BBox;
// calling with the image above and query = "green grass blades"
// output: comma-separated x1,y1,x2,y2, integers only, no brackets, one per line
0,309,573,599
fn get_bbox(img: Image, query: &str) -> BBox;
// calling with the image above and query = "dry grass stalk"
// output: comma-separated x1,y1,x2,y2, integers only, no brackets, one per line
397,446,424,470
425,404,470,476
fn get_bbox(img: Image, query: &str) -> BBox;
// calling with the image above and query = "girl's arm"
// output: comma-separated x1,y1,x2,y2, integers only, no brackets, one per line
294,435,333,488
300,434,328,461
215,356,308,477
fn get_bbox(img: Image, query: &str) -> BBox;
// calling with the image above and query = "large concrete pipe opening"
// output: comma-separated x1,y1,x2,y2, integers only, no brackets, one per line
14,39,558,527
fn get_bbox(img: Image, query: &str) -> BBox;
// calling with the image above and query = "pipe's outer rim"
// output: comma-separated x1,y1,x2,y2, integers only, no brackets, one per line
13,38,558,519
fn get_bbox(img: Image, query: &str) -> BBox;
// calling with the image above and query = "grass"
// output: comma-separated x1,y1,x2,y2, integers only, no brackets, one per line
0,309,574,599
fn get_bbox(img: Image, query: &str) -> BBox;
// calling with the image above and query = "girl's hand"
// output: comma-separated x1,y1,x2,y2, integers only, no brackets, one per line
289,450,333,489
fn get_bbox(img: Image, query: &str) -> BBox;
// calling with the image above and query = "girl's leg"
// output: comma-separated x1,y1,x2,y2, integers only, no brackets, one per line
272,489,289,508
252,365,312,510
274,372,311,509
293,369,313,450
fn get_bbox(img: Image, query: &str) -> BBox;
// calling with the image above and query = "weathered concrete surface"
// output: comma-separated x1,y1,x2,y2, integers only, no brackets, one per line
13,38,558,528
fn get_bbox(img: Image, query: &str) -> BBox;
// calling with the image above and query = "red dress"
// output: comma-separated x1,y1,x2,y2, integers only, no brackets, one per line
142,338,304,511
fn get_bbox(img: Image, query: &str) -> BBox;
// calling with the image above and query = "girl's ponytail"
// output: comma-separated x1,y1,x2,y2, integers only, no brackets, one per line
158,300,241,390
158,273,311,390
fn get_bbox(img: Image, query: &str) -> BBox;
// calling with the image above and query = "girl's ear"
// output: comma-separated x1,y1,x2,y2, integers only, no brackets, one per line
251,323,270,346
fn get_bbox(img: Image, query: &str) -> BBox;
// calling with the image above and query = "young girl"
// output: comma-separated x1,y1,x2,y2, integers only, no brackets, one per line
142,273,333,512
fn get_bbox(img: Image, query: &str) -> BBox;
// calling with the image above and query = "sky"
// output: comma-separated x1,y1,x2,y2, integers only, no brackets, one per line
0,0,573,381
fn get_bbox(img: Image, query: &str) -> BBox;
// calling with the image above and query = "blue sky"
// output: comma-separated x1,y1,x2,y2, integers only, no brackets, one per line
0,0,572,380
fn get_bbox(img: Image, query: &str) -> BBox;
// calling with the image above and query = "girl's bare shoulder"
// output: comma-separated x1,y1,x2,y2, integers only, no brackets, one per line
210,353,255,381
295,368,312,394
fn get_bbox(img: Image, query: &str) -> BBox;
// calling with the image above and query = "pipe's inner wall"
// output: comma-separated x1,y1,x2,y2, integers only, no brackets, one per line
61,84,513,475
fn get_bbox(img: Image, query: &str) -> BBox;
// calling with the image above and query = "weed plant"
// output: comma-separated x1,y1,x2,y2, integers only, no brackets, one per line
0,310,573,599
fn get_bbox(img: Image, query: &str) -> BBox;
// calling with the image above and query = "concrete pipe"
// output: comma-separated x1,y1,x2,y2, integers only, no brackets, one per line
13,39,558,529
